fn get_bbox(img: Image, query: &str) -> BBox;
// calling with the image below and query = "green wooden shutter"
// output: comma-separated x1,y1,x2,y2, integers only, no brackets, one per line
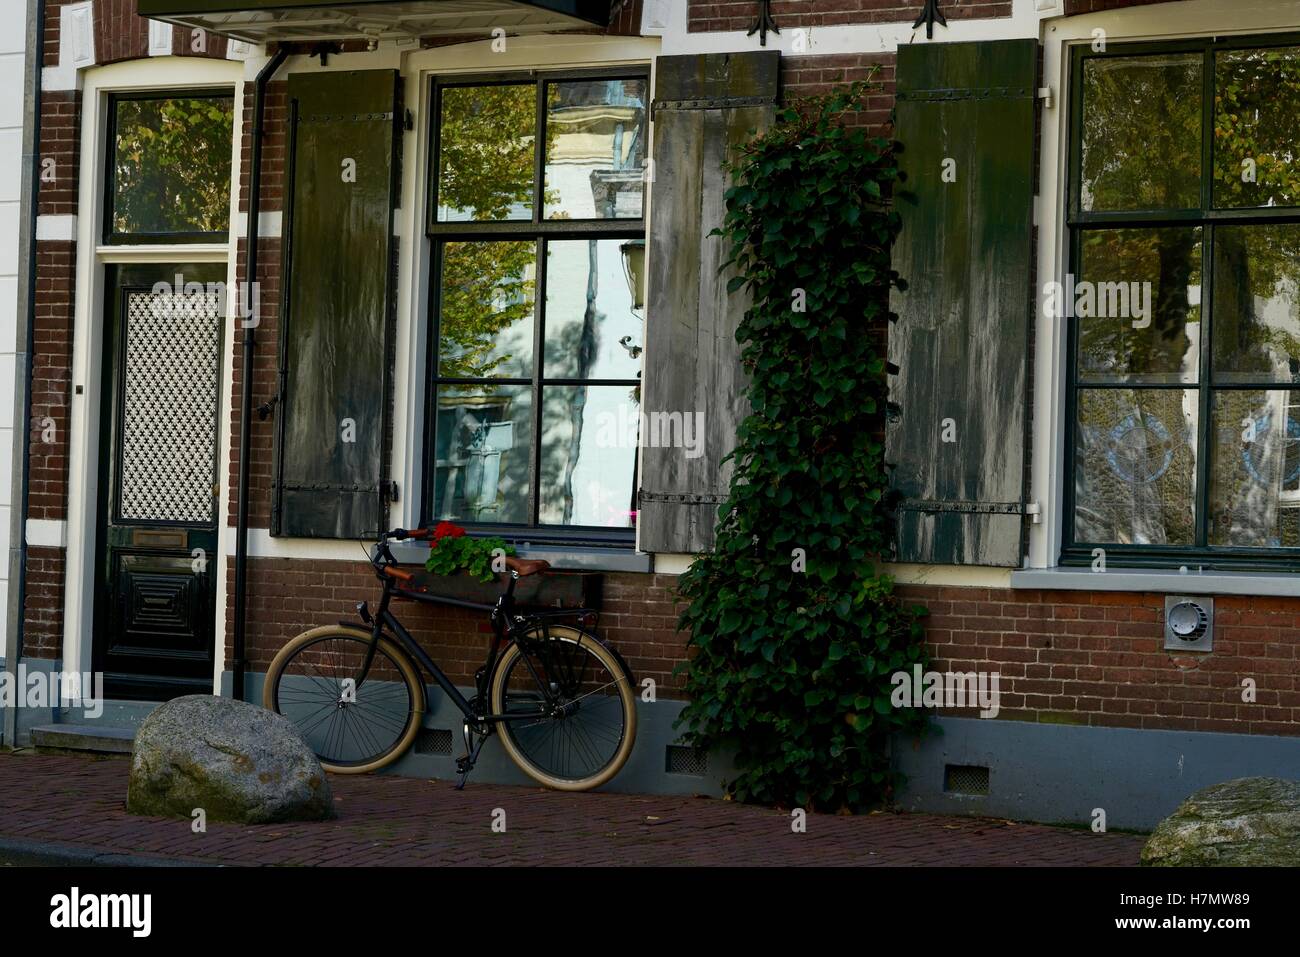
638,51,779,554
887,40,1038,566
273,70,400,538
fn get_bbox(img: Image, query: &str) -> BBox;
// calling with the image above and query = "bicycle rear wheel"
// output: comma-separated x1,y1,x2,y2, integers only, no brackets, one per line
263,625,425,774
490,625,636,791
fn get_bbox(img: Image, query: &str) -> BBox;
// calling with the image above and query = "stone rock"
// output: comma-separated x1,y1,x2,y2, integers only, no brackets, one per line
1141,777,1300,867
127,695,334,824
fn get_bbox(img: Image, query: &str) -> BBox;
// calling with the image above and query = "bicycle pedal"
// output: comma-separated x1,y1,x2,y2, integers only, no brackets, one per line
455,755,473,773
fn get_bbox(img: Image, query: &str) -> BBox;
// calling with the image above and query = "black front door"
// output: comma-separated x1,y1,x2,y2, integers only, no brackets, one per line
94,263,224,700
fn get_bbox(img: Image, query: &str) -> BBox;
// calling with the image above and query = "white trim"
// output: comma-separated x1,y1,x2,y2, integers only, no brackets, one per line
60,56,244,681
224,529,374,562
884,564,1014,588
36,215,76,242
25,519,67,549
96,243,229,263
43,1,95,91
1027,0,1300,573
233,210,281,239
652,553,693,575
147,21,174,58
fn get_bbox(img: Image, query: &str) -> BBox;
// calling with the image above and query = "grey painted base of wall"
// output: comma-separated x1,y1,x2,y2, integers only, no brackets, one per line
223,671,734,797
893,715,1300,831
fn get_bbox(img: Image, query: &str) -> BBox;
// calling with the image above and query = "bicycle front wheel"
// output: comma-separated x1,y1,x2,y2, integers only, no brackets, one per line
263,625,425,774
490,625,637,791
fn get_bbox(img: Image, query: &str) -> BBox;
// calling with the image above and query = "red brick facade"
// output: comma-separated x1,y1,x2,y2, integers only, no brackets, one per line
902,585,1300,736
688,0,1012,33
234,563,692,698
22,548,66,660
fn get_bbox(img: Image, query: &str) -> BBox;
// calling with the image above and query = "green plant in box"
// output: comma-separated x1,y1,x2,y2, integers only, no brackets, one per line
424,521,515,583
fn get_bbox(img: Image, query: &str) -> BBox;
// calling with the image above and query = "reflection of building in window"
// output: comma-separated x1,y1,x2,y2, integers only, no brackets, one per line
434,392,525,523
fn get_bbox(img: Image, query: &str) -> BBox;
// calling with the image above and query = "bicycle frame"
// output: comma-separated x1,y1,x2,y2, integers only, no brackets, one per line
353,562,600,728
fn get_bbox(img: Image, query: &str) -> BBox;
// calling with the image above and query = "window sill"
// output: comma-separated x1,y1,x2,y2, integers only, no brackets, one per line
388,540,651,574
1012,566,1300,598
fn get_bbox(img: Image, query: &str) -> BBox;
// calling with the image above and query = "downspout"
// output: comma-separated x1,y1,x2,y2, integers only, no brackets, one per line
3,0,44,748
233,45,289,703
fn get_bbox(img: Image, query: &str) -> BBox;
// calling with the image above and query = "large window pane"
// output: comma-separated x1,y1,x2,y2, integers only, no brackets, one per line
1076,226,1202,383
1210,389,1300,546
437,85,535,222
544,79,647,221
1214,47,1300,208
1080,54,1201,212
431,383,532,524
437,241,535,378
1074,389,1198,545
539,386,638,528
543,239,643,379
110,94,234,237
1212,224,1300,383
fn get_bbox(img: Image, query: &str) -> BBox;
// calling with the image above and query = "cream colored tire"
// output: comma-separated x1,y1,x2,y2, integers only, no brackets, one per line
263,625,426,775
490,625,637,791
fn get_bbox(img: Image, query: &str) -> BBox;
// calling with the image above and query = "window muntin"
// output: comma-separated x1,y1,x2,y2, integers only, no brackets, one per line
425,71,647,540
106,92,235,243
1066,37,1300,566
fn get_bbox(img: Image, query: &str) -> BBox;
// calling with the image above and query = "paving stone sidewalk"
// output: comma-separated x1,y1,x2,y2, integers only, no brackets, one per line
0,751,1144,866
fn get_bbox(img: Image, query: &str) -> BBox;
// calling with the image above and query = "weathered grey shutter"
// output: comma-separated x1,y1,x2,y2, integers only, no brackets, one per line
273,70,400,538
887,40,1038,566
638,51,779,553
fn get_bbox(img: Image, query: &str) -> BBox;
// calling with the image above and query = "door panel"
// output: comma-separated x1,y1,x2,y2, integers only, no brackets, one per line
95,263,224,700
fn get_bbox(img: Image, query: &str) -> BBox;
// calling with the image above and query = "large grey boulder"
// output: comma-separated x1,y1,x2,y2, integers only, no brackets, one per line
127,695,334,824
1141,777,1300,867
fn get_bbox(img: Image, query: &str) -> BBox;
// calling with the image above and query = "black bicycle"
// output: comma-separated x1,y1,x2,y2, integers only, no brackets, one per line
263,527,637,791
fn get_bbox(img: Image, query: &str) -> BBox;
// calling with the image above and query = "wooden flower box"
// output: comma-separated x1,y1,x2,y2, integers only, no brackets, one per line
393,567,602,610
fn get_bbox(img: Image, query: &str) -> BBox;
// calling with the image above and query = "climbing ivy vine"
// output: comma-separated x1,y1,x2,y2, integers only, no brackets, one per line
675,81,930,813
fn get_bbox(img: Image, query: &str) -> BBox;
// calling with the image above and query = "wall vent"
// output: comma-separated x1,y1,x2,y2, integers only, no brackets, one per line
665,745,707,776
414,728,453,756
1164,595,1214,652
944,764,990,796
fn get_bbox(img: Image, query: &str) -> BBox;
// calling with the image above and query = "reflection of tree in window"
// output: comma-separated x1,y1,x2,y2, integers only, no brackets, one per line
112,96,234,236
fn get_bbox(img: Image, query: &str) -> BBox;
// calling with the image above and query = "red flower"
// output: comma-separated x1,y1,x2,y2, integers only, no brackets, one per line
431,521,466,543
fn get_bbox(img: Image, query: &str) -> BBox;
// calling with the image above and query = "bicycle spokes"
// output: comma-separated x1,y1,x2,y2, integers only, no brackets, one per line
499,638,628,782
273,635,416,768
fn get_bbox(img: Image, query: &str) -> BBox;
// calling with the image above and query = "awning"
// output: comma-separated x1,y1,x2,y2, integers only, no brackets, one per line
135,0,613,44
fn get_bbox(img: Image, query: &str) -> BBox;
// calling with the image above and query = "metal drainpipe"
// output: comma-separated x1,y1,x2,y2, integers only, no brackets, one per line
3,0,44,749
233,46,289,703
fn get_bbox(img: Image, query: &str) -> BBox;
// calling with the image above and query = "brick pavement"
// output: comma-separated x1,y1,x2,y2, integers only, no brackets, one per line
0,751,1145,866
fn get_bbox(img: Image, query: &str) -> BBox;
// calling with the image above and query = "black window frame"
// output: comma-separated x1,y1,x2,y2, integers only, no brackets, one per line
102,88,237,246
421,66,649,547
1063,32,1300,571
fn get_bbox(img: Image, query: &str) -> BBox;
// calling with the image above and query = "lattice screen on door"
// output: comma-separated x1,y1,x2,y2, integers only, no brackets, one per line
118,290,222,524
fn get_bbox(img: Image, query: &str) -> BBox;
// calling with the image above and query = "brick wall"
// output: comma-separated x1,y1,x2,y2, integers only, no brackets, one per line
780,52,896,133
28,241,74,526
689,0,1012,32
22,548,65,659
900,584,1300,736
235,562,692,698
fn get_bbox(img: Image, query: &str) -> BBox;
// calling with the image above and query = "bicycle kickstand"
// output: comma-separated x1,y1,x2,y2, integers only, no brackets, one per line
454,723,487,790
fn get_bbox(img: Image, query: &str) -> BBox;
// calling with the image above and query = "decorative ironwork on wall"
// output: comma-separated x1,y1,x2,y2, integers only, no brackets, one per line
748,0,780,47
119,290,222,524
913,0,949,40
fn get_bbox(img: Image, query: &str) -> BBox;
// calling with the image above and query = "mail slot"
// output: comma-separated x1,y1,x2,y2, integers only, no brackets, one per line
132,529,187,549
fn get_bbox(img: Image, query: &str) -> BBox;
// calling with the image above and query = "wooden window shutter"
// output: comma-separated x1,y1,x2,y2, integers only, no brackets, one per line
273,70,400,538
887,40,1038,566
638,51,779,553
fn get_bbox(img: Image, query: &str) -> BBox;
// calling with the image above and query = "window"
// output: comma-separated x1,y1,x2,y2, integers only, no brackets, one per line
1065,37,1300,568
105,91,236,244
425,71,648,541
